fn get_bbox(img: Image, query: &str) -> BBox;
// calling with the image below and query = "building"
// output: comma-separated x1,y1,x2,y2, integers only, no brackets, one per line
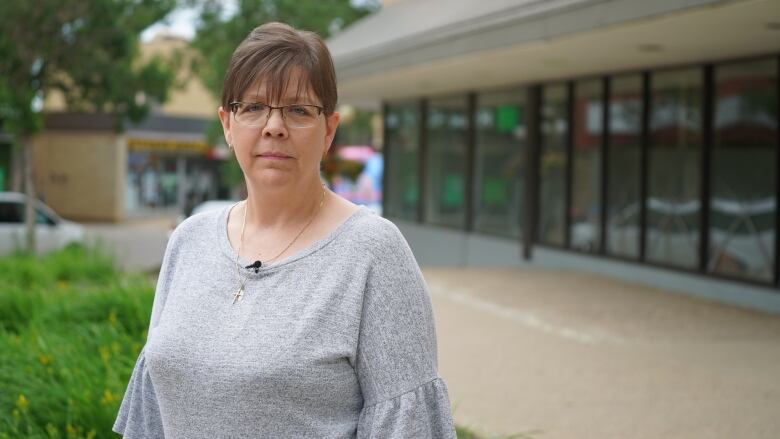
327,0,780,312
1,34,227,222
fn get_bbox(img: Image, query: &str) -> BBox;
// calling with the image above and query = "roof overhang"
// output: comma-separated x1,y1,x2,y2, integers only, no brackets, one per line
328,0,780,106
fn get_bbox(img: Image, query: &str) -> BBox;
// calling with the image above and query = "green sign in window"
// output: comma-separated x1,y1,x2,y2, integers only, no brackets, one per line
442,174,464,208
496,105,520,133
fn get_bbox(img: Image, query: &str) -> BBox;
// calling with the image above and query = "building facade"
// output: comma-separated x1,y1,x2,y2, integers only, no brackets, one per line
328,0,780,312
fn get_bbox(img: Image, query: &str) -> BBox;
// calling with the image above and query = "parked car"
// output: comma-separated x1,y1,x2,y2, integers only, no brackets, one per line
0,192,86,255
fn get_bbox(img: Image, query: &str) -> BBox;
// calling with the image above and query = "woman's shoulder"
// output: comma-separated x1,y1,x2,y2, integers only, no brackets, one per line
339,207,410,257
350,208,402,238
168,203,233,246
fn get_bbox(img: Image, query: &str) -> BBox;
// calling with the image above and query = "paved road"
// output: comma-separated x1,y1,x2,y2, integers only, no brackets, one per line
84,216,173,273
426,268,780,439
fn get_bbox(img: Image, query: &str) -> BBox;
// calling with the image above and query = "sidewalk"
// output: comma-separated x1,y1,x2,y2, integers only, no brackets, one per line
424,268,780,438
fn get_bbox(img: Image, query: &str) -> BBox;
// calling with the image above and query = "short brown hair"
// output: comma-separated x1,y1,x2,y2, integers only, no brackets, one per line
221,22,337,115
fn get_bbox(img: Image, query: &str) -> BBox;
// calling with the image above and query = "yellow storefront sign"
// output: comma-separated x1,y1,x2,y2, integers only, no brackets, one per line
128,138,209,154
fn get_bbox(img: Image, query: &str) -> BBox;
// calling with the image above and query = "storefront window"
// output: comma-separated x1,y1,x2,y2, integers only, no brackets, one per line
384,102,420,220
474,89,526,237
570,79,603,252
709,58,777,282
606,75,643,258
424,95,469,228
647,68,703,268
539,84,568,246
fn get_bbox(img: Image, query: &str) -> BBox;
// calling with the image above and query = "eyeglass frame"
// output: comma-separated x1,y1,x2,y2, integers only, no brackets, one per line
228,101,325,128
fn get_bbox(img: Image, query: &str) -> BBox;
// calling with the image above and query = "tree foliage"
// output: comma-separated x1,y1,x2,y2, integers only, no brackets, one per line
0,0,179,135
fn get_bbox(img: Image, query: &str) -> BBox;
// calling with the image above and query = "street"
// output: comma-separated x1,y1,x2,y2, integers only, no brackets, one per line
84,215,173,273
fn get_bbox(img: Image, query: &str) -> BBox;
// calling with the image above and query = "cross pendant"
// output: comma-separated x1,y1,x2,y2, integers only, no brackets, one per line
232,287,244,304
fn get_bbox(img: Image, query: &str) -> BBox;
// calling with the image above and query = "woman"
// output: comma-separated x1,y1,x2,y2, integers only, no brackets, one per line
113,22,455,438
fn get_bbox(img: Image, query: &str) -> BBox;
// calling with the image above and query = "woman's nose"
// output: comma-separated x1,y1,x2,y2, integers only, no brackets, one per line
262,109,288,138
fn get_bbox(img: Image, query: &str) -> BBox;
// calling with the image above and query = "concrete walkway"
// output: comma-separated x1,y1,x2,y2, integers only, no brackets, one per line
425,268,780,439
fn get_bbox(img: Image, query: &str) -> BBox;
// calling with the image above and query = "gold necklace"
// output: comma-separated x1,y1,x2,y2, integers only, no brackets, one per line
233,188,326,304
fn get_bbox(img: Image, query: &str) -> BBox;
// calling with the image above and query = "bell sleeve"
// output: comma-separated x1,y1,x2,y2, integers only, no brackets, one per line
355,222,456,438
112,347,164,438
113,228,180,438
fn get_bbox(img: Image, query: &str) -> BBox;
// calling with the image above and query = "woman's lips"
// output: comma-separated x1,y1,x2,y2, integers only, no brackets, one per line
258,153,292,160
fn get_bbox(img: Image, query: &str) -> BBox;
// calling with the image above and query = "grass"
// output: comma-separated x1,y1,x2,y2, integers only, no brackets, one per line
0,244,154,438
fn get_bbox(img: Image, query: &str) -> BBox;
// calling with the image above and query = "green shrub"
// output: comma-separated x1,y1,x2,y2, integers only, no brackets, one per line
0,247,153,439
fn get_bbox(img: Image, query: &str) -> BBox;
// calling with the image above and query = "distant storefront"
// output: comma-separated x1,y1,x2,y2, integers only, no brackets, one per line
124,115,228,217
30,113,226,222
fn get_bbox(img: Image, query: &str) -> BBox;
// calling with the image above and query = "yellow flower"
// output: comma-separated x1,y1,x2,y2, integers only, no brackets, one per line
15,394,28,411
107,311,118,325
45,422,59,438
39,354,51,366
86,430,96,439
99,346,110,363
57,280,68,290
100,389,116,406
65,424,77,438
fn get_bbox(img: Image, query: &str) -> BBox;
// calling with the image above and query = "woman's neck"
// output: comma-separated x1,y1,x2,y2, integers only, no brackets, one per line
243,176,324,230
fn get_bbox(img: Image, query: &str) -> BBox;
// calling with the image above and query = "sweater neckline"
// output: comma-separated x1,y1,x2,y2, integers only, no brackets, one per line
218,201,369,274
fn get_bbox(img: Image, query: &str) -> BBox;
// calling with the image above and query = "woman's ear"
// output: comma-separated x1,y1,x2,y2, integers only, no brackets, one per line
218,106,233,147
323,111,340,155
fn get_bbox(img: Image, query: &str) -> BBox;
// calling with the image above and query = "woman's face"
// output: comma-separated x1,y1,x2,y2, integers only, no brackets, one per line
218,69,339,190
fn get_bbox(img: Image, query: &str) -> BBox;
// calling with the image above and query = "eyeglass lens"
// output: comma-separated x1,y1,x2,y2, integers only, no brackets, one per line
233,103,321,128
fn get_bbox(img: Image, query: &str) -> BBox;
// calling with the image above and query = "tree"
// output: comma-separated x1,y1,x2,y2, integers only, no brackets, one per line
188,0,380,189
0,0,178,253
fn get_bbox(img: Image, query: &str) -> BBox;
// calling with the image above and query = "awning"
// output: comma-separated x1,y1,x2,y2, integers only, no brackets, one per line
327,0,780,104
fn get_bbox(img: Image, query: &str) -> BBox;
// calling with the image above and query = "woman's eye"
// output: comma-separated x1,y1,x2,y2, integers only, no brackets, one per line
245,103,266,113
289,105,313,117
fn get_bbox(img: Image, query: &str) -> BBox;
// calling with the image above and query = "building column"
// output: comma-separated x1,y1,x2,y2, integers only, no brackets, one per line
177,155,187,215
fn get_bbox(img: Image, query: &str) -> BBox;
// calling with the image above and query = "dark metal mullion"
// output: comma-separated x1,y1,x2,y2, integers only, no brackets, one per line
639,71,651,262
418,98,428,224
564,82,574,248
700,65,714,273
381,102,389,218
775,56,780,287
600,77,610,255
523,86,541,260
465,93,477,232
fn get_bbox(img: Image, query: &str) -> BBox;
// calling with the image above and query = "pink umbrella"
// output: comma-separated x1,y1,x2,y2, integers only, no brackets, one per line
336,145,376,162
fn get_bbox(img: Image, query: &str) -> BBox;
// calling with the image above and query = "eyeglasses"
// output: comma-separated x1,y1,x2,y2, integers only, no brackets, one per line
229,102,324,129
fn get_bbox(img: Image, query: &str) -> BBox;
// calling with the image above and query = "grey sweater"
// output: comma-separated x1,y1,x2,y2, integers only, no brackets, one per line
113,205,455,438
